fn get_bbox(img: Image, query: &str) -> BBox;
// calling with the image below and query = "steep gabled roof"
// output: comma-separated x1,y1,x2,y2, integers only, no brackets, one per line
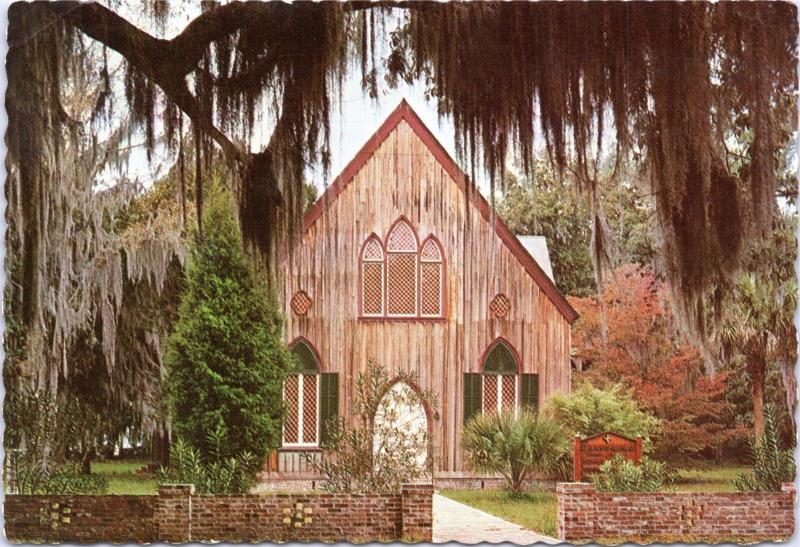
517,236,555,282
304,100,579,324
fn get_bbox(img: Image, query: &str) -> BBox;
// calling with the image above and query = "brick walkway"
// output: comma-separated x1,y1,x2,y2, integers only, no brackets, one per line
432,493,559,544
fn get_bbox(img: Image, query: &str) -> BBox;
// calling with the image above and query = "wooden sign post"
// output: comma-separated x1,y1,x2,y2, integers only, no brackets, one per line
573,431,643,482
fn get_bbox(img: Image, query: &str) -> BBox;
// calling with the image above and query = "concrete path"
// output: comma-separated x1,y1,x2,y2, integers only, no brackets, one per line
432,493,560,544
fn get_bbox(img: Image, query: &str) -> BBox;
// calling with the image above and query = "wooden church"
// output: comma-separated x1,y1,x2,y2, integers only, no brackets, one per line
269,100,577,487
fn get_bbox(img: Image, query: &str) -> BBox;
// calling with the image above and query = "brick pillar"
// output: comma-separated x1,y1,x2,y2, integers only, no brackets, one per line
556,482,596,541
401,483,433,542
157,484,194,543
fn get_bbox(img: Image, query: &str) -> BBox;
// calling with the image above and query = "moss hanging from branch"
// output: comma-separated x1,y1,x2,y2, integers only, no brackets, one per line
395,2,796,355
8,1,797,377
5,3,185,436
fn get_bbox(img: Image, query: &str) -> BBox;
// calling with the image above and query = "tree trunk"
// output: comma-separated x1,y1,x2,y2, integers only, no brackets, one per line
80,446,96,475
151,426,171,467
751,359,766,443
160,428,171,467
779,358,796,433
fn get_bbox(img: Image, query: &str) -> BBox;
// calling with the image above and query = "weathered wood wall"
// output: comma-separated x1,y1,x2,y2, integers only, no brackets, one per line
277,113,572,475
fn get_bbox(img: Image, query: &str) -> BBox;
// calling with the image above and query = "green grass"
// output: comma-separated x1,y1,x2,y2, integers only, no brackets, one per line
92,459,158,495
439,489,557,537
673,465,748,492
440,465,751,539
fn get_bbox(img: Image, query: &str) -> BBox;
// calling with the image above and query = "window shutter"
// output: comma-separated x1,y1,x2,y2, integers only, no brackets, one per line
319,373,339,445
521,373,539,410
463,373,483,424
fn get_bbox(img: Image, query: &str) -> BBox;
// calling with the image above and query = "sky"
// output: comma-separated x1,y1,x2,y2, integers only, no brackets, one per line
99,1,474,195
106,69,467,193
309,79,459,193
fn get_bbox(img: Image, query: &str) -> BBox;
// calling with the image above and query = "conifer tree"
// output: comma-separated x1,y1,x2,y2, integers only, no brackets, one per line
165,190,290,461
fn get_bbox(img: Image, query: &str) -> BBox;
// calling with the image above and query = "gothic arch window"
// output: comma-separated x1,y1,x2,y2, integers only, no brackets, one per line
359,218,446,319
360,235,385,316
419,236,444,317
481,339,519,414
385,218,419,316
283,339,320,446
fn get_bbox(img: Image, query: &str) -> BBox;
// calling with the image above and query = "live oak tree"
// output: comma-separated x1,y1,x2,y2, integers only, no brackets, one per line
5,2,797,427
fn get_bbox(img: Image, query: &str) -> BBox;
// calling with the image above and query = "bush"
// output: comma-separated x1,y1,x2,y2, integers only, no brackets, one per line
156,426,259,494
309,362,437,493
592,455,676,492
4,384,109,494
461,409,568,496
733,405,795,492
165,190,291,462
7,453,109,494
44,463,109,494
547,383,659,442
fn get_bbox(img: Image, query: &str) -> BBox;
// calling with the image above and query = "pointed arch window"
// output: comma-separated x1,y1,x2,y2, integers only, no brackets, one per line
283,339,320,446
482,339,519,414
419,236,444,317
386,219,418,316
361,236,385,316
358,218,445,319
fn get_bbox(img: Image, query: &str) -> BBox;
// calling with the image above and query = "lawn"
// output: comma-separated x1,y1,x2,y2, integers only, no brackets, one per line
92,459,158,495
439,489,557,537
673,464,748,492
440,465,750,538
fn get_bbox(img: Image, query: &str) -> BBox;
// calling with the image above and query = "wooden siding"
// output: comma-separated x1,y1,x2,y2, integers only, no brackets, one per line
277,116,571,475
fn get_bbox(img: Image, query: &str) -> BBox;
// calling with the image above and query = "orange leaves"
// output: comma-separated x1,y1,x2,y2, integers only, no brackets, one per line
570,264,741,460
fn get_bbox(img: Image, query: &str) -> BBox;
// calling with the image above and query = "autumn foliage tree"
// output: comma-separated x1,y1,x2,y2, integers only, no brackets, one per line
570,265,745,462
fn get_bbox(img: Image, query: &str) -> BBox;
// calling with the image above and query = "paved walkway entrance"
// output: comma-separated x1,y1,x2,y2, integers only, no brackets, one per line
432,493,559,544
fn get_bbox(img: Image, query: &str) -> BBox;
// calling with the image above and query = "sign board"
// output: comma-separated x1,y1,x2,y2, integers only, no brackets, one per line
573,431,643,481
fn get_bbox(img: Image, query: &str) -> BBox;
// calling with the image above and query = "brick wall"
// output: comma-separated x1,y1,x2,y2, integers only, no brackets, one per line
157,484,194,542
4,494,156,543
400,483,434,541
557,482,796,541
190,491,402,542
4,483,434,543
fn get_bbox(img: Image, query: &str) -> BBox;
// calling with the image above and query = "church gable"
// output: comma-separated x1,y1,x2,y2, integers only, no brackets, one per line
303,100,577,324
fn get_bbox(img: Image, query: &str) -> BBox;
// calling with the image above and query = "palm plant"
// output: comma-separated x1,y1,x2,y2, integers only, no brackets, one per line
733,404,795,492
720,270,796,441
461,409,568,496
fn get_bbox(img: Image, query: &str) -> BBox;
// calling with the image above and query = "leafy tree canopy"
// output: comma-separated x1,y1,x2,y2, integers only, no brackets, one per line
497,162,656,297
547,382,660,444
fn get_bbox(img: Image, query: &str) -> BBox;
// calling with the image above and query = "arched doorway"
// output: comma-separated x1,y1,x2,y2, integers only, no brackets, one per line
373,381,430,469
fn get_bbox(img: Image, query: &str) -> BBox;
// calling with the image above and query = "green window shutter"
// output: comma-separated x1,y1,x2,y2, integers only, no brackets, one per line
463,373,483,424
319,373,339,445
521,373,539,410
